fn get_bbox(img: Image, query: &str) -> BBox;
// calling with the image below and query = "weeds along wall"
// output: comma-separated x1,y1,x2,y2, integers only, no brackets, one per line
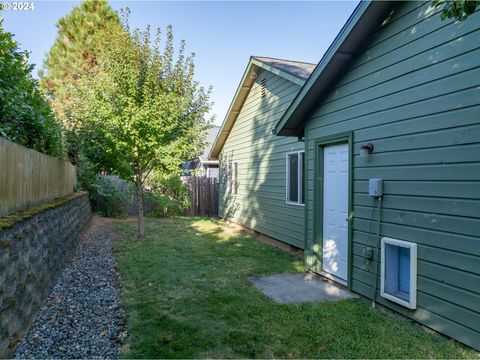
0,192,91,357
0,138,77,218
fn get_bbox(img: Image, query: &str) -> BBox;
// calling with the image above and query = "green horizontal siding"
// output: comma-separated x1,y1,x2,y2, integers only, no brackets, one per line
353,223,479,262
303,1,480,350
221,138,303,162
355,119,480,150
352,277,480,350
219,69,305,248
354,193,480,218
354,180,480,199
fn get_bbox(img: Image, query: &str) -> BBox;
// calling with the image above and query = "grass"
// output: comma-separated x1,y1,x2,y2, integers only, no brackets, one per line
113,217,477,359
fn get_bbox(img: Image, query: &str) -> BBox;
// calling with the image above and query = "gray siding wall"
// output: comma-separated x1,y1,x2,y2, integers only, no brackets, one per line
303,2,480,350
219,69,305,248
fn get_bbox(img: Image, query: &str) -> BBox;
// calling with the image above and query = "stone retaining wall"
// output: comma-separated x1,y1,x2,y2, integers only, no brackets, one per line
0,192,91,357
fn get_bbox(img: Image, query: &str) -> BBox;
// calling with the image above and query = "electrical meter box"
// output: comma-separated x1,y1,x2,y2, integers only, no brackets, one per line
369,178,383,197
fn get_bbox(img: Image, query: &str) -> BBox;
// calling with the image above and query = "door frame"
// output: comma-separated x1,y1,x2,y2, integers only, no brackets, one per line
313,132,353,288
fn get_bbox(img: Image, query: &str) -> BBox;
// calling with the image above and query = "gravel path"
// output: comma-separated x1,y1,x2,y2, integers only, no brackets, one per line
15,218,126,359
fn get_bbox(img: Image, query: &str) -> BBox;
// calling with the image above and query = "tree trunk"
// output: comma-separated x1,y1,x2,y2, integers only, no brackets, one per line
136,174,145,239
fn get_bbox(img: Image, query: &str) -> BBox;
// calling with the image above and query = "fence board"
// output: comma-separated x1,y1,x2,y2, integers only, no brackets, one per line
183,176,219,217
0,138,76,217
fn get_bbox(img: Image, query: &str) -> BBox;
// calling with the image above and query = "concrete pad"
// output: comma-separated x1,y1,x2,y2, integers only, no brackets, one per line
250,273,357,304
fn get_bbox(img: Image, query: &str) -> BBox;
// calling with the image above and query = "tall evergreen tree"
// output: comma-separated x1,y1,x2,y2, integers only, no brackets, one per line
40,0,121,161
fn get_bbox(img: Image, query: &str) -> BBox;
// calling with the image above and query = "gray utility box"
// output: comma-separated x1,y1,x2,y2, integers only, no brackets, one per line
369,178,383,197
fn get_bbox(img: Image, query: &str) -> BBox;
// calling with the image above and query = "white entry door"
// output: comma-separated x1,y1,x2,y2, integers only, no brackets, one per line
322,143,349,282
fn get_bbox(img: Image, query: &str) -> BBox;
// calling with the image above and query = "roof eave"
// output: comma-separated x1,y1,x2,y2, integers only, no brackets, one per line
208,58,257,160
275,0,398,136
208,56,310,160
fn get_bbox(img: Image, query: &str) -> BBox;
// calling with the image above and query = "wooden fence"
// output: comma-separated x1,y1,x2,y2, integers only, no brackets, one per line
0,138,77,217
183,176,219,217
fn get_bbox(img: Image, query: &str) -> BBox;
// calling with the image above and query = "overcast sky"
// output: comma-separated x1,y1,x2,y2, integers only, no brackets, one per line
2,0,359,125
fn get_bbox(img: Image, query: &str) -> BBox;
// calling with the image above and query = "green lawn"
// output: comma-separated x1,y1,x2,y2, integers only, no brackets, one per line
113,217,476,359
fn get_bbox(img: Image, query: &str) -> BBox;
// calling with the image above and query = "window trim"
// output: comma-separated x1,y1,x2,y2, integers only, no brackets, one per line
226,160,238,196
380,237,417,309
226,161,232,195
232,161,238,195
286,150,305,206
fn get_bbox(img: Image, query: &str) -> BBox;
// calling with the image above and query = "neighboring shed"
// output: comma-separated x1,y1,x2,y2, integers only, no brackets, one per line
209,56,315,249
275,0,480,350
183,126,221,178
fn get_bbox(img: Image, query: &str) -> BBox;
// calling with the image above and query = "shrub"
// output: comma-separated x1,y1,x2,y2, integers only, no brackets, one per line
75,153,97,192
88,175,129,218
145,174,191,217
76,156,129,217
0,19,64,157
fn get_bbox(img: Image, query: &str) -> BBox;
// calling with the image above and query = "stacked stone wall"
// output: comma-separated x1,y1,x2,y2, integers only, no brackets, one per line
0,192,91,356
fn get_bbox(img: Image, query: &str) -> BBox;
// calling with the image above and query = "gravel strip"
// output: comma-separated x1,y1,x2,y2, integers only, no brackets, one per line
15,218,126,359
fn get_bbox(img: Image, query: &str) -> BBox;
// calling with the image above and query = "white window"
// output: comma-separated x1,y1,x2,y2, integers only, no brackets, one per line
381,237,417,309
227,161,238,195
286,151,305,205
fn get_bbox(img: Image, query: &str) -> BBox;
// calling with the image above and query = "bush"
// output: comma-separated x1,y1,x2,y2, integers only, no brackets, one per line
76,156,129,217
145,174,191,217
0,19,64,157
75,153,97,192
76,158,190,218
88,175,129,218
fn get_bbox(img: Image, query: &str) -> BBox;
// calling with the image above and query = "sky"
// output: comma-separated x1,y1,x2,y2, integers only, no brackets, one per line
2,0,359,125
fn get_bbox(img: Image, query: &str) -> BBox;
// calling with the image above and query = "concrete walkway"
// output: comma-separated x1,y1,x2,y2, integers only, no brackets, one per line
250,273,357,304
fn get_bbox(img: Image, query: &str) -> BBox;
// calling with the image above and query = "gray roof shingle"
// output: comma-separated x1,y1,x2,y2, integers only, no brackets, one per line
201,126,220,160
252,56,316,80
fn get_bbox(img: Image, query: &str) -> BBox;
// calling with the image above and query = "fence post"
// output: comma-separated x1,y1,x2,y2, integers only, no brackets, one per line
209,178,214,217
216,178,219,217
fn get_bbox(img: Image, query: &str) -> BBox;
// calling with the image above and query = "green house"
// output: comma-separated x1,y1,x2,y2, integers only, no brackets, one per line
209,57,315,249
274,0,480,350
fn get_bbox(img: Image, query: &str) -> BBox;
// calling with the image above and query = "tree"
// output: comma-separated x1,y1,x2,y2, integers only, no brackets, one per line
70,17,212,237
0,18,64,156
40,0,121,162
432,0,480,21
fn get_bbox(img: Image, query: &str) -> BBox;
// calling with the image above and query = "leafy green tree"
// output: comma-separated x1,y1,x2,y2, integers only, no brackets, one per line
0,18,64,156
433,0,480,20
70,18,212,237
40,0,121,161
